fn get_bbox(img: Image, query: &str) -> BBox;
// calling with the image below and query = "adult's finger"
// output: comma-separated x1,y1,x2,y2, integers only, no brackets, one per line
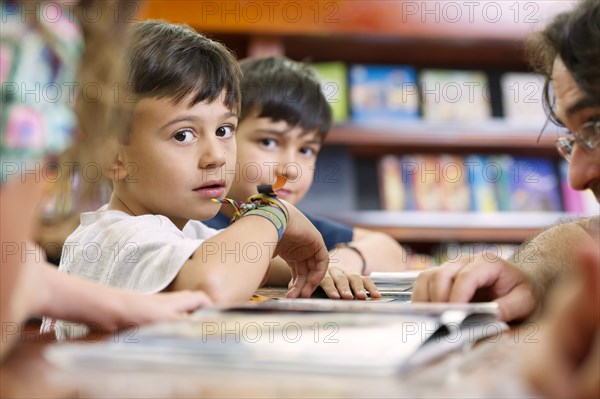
412,269,435,302
448,261,505,303
493,283,536,322
427,264,463,302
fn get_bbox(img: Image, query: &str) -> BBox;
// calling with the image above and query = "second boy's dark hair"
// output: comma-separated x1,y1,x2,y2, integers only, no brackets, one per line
240,56,332,139
124,20,241,142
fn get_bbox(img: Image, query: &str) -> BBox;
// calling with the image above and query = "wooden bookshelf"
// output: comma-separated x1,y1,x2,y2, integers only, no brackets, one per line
325,211,587,242
142,1,575,41
141,1,583,245
326,120,563,150
143,1,576,68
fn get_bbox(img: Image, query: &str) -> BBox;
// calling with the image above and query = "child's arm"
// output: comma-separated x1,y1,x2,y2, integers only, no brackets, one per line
170,202,329,304
34,262,212,329
330,228,409,275
1,175,210,362
1,173,49,361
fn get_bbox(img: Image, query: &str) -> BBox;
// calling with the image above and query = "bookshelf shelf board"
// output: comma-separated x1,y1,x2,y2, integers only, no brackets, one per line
143,1,576,43
326,121,563,149
325,211,589,242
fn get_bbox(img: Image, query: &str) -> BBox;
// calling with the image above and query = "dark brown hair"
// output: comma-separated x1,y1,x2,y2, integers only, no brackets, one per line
239,56,332,140
525,0,600,125
124,20,241,143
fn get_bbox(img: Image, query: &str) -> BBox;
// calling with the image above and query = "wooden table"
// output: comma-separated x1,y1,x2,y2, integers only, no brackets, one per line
1,307,540,398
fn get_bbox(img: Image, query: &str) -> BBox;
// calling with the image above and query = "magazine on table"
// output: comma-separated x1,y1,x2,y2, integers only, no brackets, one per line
46,301,507,376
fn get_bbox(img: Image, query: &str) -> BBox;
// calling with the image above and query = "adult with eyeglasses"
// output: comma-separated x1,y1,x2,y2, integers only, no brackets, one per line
414,1,599,395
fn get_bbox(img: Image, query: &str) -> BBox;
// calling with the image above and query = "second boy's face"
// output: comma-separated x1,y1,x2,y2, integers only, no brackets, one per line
117,93,238,228
226,116,322,205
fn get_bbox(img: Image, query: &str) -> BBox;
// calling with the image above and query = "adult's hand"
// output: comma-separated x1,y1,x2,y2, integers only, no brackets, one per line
411,252,537,322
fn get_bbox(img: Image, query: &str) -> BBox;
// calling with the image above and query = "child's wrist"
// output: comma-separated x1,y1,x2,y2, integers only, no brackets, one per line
332,243,367,275
242,204,287,240
212,177,290,241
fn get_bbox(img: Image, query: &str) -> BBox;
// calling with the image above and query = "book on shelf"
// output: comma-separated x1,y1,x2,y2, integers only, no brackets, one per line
490,154,513,212
466,154,498,212
500,72,547,125
439,154,471,212
379,155,405,211
310,62,349,123
420,69,491,123
413,155,444,211
400,155,417,211
378,154,586,214
349,64,419,123
46,302,507,376
508,157,562,212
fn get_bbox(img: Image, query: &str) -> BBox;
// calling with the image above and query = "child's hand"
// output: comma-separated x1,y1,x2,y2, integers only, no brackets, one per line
319,266,381,300
275,202,329,298
107,290,213,330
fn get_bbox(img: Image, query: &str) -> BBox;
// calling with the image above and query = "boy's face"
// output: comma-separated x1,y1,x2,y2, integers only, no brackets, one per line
226,116,322,205
116,93,238,228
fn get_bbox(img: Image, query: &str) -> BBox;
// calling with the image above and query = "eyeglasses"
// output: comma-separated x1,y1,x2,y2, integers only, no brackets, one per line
555,120,600,162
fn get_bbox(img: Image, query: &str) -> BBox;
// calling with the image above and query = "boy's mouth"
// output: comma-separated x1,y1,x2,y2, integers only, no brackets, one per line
194,180,226,198
275,188,293,199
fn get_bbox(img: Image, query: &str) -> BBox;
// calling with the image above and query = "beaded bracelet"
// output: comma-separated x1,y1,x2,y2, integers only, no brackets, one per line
212,176,289,240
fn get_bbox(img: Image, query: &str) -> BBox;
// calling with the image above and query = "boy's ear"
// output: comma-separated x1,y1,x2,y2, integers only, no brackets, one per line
105,152,129,182
101,138,129,182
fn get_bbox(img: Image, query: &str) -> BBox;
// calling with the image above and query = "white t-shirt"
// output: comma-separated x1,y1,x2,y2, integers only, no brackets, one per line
41,205,220,337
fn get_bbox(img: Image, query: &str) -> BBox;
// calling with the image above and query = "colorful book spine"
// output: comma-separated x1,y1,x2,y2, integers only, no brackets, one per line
412,155,443,211
399,155,418,211
439,154,470,211
489,154,514,212
378,155,404,211
465,155,498,212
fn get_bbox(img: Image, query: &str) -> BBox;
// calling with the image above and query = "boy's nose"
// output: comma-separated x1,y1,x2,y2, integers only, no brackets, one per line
199,138,226,169
568,143,600,191
276,160,300,181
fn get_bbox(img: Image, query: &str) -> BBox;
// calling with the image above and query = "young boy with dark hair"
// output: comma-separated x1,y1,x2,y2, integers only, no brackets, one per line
205,56,410,277
42,22,379,336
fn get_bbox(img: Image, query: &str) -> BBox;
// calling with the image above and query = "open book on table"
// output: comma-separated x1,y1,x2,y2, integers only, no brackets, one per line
369,270,426,296
46,301,508,376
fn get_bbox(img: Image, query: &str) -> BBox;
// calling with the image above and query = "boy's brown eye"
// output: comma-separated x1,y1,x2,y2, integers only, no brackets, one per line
260,138,277,148
216,126,234,138
300,147,316,156
174,130,194,143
